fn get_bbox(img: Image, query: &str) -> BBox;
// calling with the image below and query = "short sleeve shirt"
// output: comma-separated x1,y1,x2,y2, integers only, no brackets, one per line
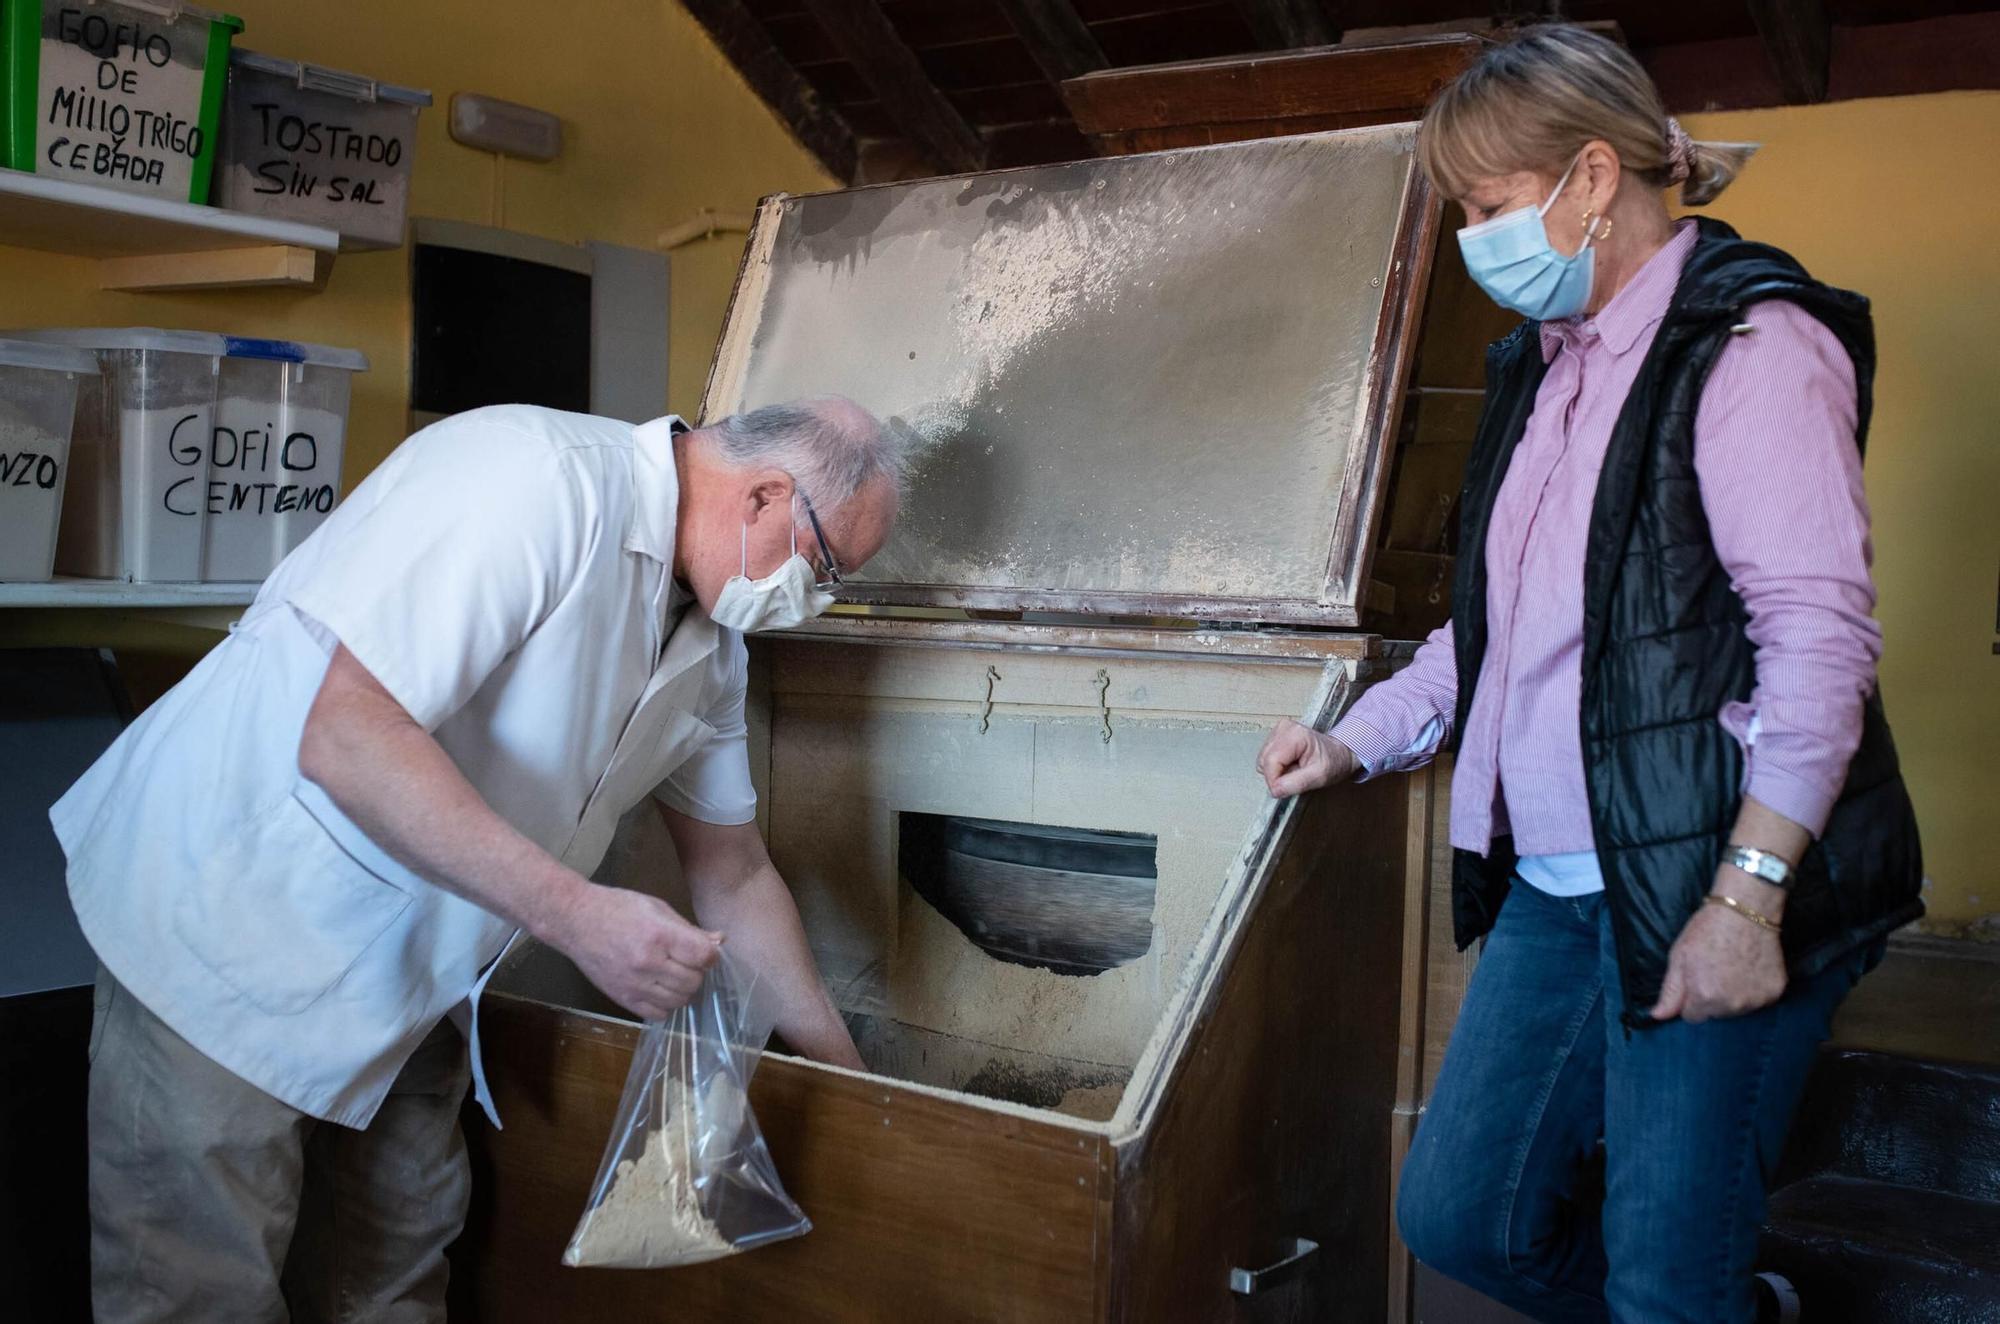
274,405,757,842
51,405,755,1127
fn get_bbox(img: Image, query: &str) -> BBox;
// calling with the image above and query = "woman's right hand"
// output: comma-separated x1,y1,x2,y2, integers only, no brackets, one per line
1256,719,1362,798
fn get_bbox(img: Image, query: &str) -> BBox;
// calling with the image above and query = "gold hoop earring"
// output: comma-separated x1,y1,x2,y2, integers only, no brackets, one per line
1580,210,1613,241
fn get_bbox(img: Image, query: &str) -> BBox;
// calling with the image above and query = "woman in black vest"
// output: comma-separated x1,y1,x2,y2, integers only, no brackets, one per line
1258,24,1921,1324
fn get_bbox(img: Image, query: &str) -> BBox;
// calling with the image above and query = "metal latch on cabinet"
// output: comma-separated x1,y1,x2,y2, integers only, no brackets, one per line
1229,1236,1320,1296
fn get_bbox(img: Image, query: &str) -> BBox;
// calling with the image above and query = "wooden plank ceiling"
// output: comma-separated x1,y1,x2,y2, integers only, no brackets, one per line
682,0,2000,183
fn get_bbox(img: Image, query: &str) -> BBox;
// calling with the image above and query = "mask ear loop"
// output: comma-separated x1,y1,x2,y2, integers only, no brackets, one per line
1537,150,1586,219
1542,151,1608,254
741,496,803,581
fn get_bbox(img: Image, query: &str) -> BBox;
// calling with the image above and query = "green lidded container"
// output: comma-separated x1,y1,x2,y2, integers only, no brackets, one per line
3,0,244,204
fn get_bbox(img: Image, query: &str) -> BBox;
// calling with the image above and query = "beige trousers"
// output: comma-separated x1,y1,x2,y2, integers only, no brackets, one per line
86,966,471,1324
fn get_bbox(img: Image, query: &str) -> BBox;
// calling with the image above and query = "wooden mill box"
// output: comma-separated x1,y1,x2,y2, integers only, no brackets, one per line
454,125,1464,1323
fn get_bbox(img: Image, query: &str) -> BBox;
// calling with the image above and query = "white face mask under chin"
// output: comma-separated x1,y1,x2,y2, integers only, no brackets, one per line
708,511,836,634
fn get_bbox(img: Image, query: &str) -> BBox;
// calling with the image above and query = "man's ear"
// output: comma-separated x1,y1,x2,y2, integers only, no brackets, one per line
746,470,796,518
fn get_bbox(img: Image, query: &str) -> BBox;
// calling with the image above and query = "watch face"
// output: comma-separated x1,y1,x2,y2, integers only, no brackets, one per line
1731,848,1789,886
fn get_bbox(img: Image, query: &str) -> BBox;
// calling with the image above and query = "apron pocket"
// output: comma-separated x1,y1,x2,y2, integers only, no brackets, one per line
174,790,413,1015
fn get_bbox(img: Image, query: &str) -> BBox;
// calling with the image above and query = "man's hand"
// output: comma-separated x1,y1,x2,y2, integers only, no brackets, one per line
539,883,724,1022
1649,865,1788,1023
1256,719,1361,798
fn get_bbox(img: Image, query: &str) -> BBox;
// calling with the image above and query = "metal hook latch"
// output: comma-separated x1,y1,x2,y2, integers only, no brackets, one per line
1427,490,1455,605
1095,669,1113,744
979,666,1001,734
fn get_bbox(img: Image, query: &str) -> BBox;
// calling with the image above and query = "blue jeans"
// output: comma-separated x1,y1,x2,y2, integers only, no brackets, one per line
1396,880,1875,1323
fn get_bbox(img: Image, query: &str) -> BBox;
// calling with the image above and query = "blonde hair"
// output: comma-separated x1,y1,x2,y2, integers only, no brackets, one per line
1419,24,1757,207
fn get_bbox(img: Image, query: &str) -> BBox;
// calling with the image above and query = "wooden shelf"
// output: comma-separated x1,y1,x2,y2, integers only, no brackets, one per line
0,169,340,291
0,578,259,609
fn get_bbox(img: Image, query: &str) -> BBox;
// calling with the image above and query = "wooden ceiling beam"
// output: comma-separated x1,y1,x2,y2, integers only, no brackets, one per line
1231,0,1342,51
681,0,860,183
1064,34,1487,152
1746,0,1832,103
995,0,1109,85
798,0,990,175
1490,0,1561,23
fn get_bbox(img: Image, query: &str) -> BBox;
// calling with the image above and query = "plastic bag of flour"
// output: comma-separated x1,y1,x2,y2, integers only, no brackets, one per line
563,950,810,1268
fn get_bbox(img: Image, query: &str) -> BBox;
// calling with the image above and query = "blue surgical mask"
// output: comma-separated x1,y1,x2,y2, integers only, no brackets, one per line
1456,153,1598,322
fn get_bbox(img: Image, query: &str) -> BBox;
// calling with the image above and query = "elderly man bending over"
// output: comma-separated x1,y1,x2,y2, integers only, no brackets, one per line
54,398,901,1323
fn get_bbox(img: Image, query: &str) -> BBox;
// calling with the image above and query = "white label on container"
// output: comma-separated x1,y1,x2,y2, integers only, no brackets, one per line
36,4,211,198
220,77,417,244
0,450,62,490
0,415,67,580
155,405,340,522
237,101,408,206
144,399,342,580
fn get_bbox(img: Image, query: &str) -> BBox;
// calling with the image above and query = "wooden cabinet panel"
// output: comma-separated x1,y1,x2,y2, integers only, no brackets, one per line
1112,772,1412,1322
454,1002,1110,1324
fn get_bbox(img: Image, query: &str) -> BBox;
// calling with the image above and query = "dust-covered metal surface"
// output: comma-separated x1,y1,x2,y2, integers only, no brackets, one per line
704,126,1428,624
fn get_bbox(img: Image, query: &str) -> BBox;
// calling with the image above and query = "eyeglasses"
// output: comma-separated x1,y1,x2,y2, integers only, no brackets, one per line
796,488,844,592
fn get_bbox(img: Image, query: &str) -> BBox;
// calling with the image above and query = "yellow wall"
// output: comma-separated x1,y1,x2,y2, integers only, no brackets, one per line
0,0,837,482
1682,94,1999,934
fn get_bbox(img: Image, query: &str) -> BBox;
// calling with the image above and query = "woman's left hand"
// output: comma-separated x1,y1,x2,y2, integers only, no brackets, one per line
1648,866,1789,1023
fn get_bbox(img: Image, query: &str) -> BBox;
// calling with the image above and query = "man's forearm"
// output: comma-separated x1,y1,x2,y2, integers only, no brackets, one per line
687,860,861,1069
299,650,588,946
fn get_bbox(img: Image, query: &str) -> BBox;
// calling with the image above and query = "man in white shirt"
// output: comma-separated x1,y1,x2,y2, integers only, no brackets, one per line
55,396,902,1323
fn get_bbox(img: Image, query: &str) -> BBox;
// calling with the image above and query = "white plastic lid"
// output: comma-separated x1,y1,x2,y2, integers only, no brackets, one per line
131,0,240,30
4,329,368,373
0,338,99,375
179,0,239,27
232,50,432,107
8,326,229,357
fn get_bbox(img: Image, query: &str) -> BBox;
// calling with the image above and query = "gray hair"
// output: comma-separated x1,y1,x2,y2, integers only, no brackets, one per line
706,395,906,510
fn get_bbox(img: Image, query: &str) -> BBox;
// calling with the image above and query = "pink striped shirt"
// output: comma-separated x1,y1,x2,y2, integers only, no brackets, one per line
1334,220,1881,861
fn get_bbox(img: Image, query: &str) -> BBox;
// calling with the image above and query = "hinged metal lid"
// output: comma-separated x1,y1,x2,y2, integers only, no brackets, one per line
701,124,1437,627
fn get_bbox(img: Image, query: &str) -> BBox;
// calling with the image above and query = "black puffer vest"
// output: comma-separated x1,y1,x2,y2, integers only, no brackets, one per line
1448,217,1924,1023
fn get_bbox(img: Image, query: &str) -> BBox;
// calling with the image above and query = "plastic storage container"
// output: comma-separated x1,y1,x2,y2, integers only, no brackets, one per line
216,51,431,249
0,339,98,581
11,328,366,582
2,0,243,203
